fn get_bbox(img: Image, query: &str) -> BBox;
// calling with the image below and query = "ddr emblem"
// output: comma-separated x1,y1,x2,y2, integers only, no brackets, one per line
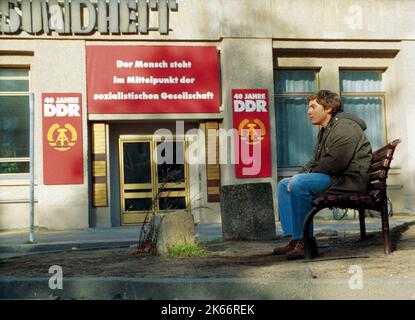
47,123,78,151
238,118,266,145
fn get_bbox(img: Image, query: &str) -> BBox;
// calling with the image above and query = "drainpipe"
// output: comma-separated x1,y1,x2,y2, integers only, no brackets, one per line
29,93,35,243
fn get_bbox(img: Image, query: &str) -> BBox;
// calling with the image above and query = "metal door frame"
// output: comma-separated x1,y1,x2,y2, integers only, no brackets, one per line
118,135,190,225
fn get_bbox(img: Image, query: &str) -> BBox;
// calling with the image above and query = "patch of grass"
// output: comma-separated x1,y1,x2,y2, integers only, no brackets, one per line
168,242,209,257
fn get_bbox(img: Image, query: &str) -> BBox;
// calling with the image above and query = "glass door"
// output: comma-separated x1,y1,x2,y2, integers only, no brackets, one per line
119,137,189,225
119,139,154,225
156,140,188,211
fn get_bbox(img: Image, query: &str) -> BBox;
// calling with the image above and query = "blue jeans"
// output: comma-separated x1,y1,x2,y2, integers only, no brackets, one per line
278,173,331,240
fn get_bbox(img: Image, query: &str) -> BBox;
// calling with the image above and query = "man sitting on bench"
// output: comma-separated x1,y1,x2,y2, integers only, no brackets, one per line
274,90,372,260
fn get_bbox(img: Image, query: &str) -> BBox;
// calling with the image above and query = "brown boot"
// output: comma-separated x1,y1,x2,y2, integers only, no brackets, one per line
286,238,319,260
273,239,299,255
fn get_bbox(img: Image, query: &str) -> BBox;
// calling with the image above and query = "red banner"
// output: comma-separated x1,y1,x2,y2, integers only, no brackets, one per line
232,89,272,178
86,45,220,114
42,93,83,185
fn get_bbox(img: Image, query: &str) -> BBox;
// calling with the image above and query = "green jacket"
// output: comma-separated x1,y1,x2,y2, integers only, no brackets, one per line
301,112,372,195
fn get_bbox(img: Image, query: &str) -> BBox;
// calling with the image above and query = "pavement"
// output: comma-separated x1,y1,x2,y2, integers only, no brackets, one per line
1,216,415,300
0,218,410,259
1,217,412,259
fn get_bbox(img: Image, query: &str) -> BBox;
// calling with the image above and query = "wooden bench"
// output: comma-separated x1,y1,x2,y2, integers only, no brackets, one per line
303,139,401,259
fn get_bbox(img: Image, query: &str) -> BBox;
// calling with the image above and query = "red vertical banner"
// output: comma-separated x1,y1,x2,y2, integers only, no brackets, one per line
232,89,272,178
42,93,83,185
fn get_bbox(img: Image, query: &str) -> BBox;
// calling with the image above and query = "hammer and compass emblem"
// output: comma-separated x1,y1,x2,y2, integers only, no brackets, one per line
238,119,266,145
47,123,78,151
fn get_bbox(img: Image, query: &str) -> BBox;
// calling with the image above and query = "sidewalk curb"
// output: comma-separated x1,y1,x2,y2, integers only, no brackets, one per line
1,276,415,300
0,240,138,255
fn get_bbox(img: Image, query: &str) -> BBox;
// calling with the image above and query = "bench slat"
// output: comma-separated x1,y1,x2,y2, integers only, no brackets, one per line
372,148,394,163
371,139,401,162
372,142,393,156
370,181,386,190
370,158,390,172
369,170,387,182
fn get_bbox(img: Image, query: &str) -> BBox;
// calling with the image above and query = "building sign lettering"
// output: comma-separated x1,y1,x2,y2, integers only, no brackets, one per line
0,0,178,35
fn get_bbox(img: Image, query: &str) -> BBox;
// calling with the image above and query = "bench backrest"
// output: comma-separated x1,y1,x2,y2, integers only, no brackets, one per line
368,139,401,201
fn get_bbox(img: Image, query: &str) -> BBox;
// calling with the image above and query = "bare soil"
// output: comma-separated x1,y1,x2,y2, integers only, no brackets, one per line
1,221,415,280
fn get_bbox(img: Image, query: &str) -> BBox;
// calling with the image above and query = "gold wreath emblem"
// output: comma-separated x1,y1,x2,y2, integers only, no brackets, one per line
238,118,266,145
47,123,78,151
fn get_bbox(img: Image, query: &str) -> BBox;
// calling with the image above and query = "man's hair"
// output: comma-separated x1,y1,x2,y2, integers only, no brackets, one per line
307,90,343,115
